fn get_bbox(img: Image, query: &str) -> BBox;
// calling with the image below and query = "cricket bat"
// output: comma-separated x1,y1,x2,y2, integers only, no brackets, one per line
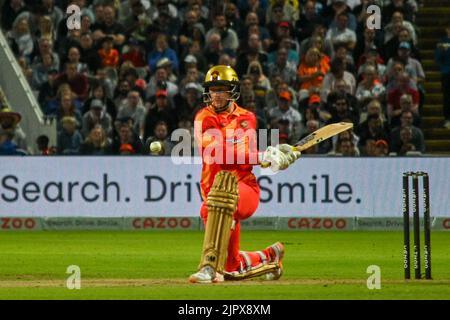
261,122,354,168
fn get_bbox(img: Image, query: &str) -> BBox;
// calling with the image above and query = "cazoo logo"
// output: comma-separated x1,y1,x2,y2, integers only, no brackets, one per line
1,218,37,230
287,218,348,230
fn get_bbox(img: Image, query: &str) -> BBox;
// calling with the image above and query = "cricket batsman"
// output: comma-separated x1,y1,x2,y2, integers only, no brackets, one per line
189,65,301,283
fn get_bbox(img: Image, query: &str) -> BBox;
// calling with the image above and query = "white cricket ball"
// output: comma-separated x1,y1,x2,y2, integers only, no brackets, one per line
150,141,162,153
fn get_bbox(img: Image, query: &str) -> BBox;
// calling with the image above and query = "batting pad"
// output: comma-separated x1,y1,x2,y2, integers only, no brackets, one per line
199,171,239,273
223,262,280,281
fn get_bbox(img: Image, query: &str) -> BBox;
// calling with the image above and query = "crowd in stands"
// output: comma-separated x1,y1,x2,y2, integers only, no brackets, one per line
0,0,445,157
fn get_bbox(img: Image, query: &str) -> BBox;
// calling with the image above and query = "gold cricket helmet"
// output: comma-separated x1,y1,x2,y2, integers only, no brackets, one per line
203,65,240,103
203,65,239,87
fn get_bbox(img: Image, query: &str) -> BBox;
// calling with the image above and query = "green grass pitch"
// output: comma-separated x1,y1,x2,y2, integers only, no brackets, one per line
0,231,449,300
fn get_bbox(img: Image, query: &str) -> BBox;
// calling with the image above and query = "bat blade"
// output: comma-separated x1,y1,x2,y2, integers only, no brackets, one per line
293,122,354,152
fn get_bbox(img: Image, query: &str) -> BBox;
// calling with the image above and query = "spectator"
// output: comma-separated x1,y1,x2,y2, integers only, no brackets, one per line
297,47,330,100
384,26,420,62
155,57,178,83
42,0,63,26
357,98,387,125
235,33,268,76
79,32,102,74
121,67,145,98
266,1,298,27
38,68,59,114
145,67,179,100
82,83,117,120
36,134,54,155
321,58,356,103
144,121,174,156
81,99,113,138
0,107,28,152
143,89,178,141
355,65,386,106
54,62,89,101
243,99,267,130
36,15,55,41
79,125,112,155
98,36,119,68
205,12,239,54
241,13,271,51
224,2,245,37
57,116,82,155
356,114,390,152
79,14,93,36
1,0,28,31
31,52,54,90
299,24,334,58
386,42,425,85
178,10,201,48
387,72,419,124
390,110,425,153
390,93,420,128
117,90,146,138
179,65,204,92
66,46,88,74
174,82,203,122
267,90,303,142
295,1,325,42
325,78,358,113
114,80,132,109
435,24,450,128
238,75,266,112
327,93,359,126
7,16,34,59
325,12,357,50
203,32,226,68
393,126,419,155
384,11,417,46
357,45,386,80
121,38,148,69
91,4,126,46
31,37,59,71
374,139,389,157
0,131,26,155
268,47,297,87
336,138,359,157
333,42,356,74
55,28,82,63
383,0,416,24
354,26,384,65
56,92,83,132
147,34,179,74
247,61,271,95
121,1,150,41
111,120,143,155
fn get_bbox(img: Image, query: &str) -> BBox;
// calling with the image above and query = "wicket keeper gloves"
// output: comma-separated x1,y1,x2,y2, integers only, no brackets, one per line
259,144,301,172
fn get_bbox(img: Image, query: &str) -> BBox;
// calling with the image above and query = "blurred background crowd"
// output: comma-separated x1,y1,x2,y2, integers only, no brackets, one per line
0,0,449,157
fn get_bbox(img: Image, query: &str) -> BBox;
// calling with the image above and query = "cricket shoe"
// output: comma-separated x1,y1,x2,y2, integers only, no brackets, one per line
189,266,224,284
266,242,285,263
264,242,284,280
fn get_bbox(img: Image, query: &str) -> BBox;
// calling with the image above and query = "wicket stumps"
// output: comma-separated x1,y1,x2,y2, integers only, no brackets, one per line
402,172,432,280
